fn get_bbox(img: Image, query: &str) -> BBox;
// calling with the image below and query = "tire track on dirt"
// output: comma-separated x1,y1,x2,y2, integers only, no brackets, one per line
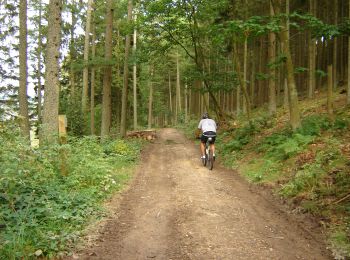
70,128,331,260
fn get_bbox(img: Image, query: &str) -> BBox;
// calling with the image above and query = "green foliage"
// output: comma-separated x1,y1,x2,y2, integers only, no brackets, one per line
0,124,142,258
255,72,270,80
271,134,315,160
297,115,332,136
259,131,314,160
316,69,327,78
102,139,142,161
258,115,334,160
243,159,282,183
330,229,350,258
267,54,287,69
333,117,350,130
280,162,324,197
290,12,341,39
222,116,271,152
294,67,308,74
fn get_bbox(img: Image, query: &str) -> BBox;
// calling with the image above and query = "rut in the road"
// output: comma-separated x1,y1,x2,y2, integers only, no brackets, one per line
70,128,331,260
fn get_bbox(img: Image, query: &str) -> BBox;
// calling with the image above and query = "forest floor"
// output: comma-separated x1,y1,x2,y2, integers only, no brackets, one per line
66,128,331,260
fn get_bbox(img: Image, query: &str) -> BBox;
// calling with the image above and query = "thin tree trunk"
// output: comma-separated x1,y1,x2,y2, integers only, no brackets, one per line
185,83,188,122
82,0,93,115
333,0,338,90
19,0,30,139
100,0,114,137
148,65,153,129
284,78,289,110
133,11,137,130
268,1,277,115
272,0,301,130
233,42,251,120
120,0,133,137
202,91,210,113
70,0,76,96
41,0,62,143
168,73,173,124
348,0,350,105
327,65,334,120
90,20,96,135
176,52,181,117
250,49,255,109
243,36,248,115
37,0,43,126
308,0,316,99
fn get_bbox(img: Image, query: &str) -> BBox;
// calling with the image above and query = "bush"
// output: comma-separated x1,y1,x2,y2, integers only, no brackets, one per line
0,124,142,258
297,115,331,136
222,118,269,152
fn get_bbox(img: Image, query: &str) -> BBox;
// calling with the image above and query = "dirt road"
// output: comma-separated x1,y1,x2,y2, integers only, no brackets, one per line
73,128,331,260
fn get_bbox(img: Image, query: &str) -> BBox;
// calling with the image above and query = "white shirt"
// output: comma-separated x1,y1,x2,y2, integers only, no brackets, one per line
198,118,217,133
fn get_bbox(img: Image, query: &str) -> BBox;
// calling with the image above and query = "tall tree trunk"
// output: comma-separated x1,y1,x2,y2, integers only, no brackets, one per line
133,11,137,130
308,0,316,99
333,0,338,90
233,42,251,120
348,0,350,105
19,0,30,139
327,65,334,120
168,73,173,124
243,36,248,114
70,0,77,96
268,1,277,115
90,20,96,135
148,65,153,129
250,49,256,109
37,0,43,126
82,0,94,116
120,0,133,137
100,0,114,137
41,0,62,143
185,83,188,122
284,78,289,109
258,38,264,106
272,0,301,130
176,52,181,118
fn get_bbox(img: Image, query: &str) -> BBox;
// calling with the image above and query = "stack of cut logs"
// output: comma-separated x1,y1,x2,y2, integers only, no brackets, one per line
126,130,157,141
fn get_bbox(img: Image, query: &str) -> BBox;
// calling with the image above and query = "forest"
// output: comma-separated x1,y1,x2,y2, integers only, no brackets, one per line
1,0,350,258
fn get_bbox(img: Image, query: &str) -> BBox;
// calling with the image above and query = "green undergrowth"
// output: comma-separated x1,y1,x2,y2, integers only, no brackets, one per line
0,124,143,259
222,110,350,258
179,104,350,258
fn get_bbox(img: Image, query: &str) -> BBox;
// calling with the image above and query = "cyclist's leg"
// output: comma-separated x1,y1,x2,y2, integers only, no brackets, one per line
209,135,216,158
210,143,215,156
200,142,206,157
200,134,207,158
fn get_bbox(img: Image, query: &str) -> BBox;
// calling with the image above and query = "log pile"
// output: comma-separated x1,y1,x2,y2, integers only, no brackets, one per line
126,130,157,141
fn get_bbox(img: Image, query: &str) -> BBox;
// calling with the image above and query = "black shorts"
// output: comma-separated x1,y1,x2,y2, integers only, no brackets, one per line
201,131,216,144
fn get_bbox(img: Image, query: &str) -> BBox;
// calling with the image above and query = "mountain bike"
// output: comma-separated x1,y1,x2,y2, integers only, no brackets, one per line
201,135,215,170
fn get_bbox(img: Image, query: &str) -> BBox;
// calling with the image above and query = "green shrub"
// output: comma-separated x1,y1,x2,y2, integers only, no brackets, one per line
297,115,331,136
280,162,325,197
242,159,282,183
222,119,267,152
0,124,142,259
257,127,292,150
333,117,350,130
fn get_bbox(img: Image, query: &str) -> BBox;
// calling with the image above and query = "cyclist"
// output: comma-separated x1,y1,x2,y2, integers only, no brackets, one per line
198,112,217,160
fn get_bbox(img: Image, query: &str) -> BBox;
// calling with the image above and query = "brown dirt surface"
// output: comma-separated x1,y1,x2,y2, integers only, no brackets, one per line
67,128,332,260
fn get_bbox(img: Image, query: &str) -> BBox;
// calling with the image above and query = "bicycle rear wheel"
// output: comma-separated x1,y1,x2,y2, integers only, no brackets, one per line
202,156,206,166
207,149,214,170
